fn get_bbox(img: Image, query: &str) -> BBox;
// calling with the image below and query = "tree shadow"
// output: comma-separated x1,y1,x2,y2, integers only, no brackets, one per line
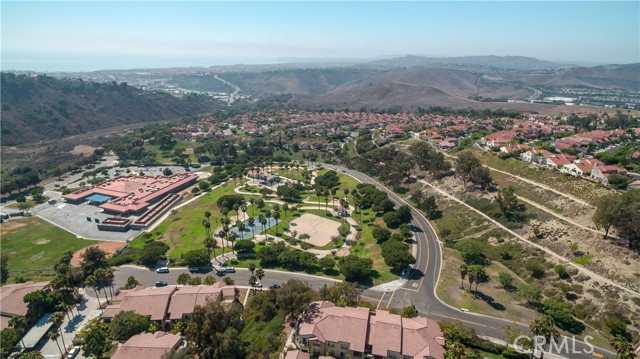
472,290,505,311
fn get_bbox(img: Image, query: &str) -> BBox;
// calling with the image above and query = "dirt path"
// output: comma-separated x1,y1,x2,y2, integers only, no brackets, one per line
418,179,640,297
516,195,619,239
71,242,126,266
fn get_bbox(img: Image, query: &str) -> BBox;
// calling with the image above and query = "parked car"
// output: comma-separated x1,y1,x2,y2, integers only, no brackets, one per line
268,284,281,289
223,267,235,273
253,282,263,288
156,267,169,273
66,346,80,359
188,267,201,273
155,280,168,287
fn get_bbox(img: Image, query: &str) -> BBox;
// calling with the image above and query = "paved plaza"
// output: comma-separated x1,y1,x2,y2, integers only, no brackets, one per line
34,200,139,242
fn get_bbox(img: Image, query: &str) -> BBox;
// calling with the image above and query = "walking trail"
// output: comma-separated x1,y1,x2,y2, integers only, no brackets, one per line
419,179,640,297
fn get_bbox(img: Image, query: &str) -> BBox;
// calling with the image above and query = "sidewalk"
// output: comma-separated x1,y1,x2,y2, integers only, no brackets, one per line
39,289,102,358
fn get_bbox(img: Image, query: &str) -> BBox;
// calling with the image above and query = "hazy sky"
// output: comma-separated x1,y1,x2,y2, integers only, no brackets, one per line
2,1,639,71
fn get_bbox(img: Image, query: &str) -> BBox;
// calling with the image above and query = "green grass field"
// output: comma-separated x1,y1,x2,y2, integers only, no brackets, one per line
1,217,97,275
135,181,248,260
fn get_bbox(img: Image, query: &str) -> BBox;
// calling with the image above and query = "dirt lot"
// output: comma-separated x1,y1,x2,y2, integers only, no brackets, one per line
69,144,97,156
71,242,127,266
0,220,28,237
289,213,340,247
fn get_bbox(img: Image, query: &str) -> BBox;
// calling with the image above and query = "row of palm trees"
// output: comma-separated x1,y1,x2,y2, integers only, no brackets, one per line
459,264,489,293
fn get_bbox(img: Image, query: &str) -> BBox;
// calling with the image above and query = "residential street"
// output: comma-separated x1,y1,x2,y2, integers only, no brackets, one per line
40,289,101,359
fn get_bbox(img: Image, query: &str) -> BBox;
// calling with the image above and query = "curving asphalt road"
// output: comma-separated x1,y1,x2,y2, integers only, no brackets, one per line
107,165,614,359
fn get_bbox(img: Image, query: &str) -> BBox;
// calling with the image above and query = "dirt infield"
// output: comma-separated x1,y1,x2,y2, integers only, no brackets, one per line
289,213,340,247
71,242,126,266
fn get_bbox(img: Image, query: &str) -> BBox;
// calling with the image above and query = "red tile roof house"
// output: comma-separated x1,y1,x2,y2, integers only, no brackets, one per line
545,154,576,170
480,131,516,148
519,149,553,163
111,331,183,359
0,282,49,330
628,180,640,190
561,158,604,177
294,301,445,359
590,165,629,185
103,284,237,329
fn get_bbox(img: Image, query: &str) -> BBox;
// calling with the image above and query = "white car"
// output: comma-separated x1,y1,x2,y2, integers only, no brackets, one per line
156,267,169,273
224,267,236,273
66,346,80,359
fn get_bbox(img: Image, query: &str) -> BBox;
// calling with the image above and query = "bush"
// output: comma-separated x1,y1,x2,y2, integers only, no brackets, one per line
543,299,585,334
338,255,373,282
554,265,569,279
108,254,136,266
108,310,150,342
454,240,486,265
372,226,392,243
604,316,628,337
381,240,415,271
182,250,210,268
382,212,402,228
234,240,256,254
401,305,418,318
138,241,169,267
216,194,245,211
525,258,546,279
498,272,514,290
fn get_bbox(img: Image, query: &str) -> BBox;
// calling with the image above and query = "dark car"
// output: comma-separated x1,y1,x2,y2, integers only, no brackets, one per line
188,267,200,273
155,280,168,287
268,284,281,289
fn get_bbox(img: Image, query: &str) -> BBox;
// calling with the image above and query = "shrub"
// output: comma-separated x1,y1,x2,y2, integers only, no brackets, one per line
216,194,245,211
498,272,514,290
525,258,546,279
138,241,169,267
554,264,569,279
234,240,256,254
543,299,584,334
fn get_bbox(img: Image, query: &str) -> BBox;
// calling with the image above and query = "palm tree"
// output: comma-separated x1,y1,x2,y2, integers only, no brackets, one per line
459,264,468,290
248,263,256,276
339,198,348,217
248,217,256,239
272,210,281,235
49,330,64,357
94,268,110,301
250,198,256,217
530,315,558,359
219,229,227,258
260,215,267,234
104,268,115,299
85,275,101,308
227,232,237,254
255,268,265,282
237,221,246,240
315,188,322,210
611,336,635,359
241,204,247,220
331,188,337,207
467,268,476,292
323,188,330,211
232,203,240,221
282,203,289,220
49,312,67,350
203,219,214,257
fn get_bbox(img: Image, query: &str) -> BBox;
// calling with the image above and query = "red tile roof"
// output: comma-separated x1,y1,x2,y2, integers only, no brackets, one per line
111,332,182,359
